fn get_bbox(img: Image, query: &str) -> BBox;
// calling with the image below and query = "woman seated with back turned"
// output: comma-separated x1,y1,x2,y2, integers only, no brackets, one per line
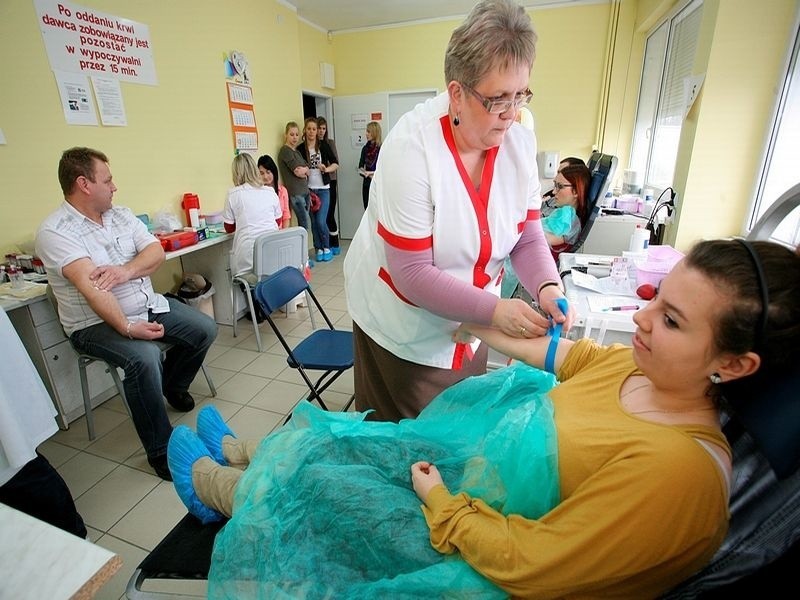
223,153,282,278
541,162,591,249
167,237,799,598
223,153,282,323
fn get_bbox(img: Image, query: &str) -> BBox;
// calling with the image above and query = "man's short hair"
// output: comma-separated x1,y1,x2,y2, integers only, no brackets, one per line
58,147,108,195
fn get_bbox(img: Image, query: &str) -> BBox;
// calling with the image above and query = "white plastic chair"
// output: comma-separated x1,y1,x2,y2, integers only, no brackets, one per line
230,227,314,352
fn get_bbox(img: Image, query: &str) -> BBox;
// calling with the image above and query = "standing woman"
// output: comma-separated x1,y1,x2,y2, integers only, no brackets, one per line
257,154,291,229
317,116,341,255
344,0,573,422
357,121,382,210
277,122,311,243
297,117,337,262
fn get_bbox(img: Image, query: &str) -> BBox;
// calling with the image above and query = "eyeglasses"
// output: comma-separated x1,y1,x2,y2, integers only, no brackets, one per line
461,83,533,114
552,181,573,191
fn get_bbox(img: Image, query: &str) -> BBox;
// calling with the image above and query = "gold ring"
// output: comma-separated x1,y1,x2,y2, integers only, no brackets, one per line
520,327,526,335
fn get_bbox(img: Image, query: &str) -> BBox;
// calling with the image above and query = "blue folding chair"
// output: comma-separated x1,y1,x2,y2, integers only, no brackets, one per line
254,266,355,415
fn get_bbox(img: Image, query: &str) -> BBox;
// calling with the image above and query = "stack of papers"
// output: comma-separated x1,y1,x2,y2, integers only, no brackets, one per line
570,270,635,296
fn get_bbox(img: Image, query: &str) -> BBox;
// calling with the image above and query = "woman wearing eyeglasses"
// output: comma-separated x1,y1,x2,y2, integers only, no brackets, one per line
344,0,574,422
542,163,592,249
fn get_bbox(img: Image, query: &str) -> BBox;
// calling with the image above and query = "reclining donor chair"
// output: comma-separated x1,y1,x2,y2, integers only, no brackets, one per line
126,184,800,599
549,150,618,259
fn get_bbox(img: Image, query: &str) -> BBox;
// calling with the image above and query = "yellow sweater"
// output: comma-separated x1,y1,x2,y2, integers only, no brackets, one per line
422,339,730,599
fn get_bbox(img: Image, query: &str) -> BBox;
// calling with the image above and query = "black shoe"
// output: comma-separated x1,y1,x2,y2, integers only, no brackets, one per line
243,310,266,324
165,390,195,412
148,454,173,481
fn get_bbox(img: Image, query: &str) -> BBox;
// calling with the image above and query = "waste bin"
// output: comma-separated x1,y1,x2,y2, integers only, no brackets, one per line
178,273,215,319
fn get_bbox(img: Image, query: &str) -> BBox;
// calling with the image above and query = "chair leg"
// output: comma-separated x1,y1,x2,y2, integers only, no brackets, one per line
243,284,263,352
304,291,317,330
78,357,96,441
107,366,130,417
231,277,238,339
202,364,217,397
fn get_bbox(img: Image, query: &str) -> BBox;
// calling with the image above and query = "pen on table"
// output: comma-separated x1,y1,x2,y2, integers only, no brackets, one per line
603,305,641,311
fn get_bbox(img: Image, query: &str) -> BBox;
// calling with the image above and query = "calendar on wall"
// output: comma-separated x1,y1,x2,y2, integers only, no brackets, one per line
226,81,258,151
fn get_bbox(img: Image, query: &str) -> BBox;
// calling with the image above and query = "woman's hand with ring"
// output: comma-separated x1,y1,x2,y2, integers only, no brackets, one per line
492,298,550,338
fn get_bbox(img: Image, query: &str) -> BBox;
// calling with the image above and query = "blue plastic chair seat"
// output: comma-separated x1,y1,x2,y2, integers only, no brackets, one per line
288,330,354,371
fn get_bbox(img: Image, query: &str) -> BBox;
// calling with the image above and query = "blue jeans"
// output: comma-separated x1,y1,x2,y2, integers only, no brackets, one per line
310,187,330,251
290,193,310,231
70,297,217,459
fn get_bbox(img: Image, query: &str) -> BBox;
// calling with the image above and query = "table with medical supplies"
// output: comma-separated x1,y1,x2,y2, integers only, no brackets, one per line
559,252,649,346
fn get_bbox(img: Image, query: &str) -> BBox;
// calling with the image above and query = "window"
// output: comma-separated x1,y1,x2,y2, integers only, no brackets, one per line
748,19,800,246
630,0,703,192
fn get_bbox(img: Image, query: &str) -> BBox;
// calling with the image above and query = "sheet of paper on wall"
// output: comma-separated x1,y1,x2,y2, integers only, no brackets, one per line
0,129,5,144
54,70,97,126
91,77,127,126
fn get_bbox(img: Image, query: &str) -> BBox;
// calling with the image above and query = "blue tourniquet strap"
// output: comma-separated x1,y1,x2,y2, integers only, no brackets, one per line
545,297,569,374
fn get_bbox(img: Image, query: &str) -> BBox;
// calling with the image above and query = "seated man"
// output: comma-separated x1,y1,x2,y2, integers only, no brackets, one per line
35,147,217,480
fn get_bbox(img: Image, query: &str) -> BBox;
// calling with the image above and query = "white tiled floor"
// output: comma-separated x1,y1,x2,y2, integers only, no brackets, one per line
42,245,353,600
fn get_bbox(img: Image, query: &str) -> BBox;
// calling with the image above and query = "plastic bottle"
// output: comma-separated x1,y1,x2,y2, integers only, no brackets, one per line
628,225,650,253
7,264,24,289
182,193,201,228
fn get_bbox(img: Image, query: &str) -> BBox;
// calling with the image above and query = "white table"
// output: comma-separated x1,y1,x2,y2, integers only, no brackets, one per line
559,252,646,346
164,232,245,325
0,504,121,600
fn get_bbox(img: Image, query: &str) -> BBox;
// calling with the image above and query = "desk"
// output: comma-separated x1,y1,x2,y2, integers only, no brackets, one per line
0,504,121,600
559,252,643,346
582,213,648,255
164,232,245,325
1,233,238,430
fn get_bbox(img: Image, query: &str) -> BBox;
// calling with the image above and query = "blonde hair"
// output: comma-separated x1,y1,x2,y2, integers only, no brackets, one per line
366,121,382,146
231,153,262,187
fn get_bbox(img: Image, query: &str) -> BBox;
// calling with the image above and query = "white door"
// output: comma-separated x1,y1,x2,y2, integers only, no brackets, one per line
333,90,437,240
332,94,388,239
387,90,437,132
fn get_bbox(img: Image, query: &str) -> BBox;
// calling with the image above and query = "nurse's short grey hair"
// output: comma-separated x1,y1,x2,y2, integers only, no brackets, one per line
444,0,537,88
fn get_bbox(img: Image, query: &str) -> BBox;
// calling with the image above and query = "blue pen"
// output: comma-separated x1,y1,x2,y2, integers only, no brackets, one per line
604,305,640,311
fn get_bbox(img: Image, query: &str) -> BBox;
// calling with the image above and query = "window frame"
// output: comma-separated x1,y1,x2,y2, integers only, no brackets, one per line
629,0,704,197
745,12,800,246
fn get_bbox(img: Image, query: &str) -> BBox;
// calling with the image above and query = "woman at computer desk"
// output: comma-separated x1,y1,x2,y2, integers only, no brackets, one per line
541,162,591,248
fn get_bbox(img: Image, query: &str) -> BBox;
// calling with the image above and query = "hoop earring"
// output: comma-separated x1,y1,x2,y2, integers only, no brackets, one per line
453,114,460,127
709,373,722,385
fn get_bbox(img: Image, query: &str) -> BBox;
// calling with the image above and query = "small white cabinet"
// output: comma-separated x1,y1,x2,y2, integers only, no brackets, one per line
7,297,118,429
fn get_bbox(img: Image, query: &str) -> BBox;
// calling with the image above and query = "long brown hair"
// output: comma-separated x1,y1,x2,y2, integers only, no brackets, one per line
559,163,591,227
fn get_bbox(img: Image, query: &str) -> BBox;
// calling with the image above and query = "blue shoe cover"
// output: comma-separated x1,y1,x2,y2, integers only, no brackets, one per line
331,246,341,256
167,425,224,524
197,405,236,465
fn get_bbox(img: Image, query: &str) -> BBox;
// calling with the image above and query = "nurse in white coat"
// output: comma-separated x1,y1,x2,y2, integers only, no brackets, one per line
344,0,573,421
